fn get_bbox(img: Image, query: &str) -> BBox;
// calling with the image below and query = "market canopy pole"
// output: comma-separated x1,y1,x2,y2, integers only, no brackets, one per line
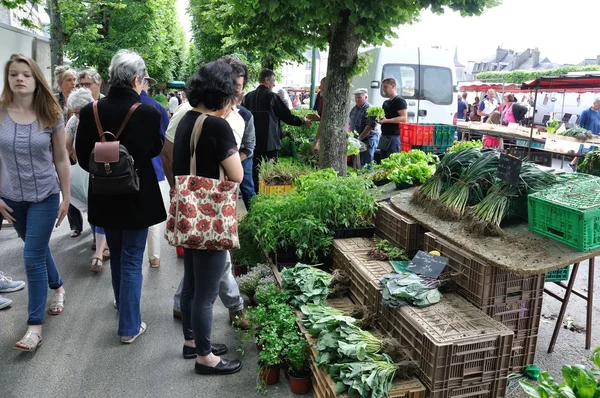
528,85,539,157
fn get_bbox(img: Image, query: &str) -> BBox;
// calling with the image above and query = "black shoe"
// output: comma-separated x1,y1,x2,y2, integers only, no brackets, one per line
183,344,228,359
173,310,182,320
195,358,242,375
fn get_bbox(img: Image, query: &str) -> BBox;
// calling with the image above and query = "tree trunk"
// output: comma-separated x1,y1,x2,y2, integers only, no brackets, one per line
318,12,361,176
46,0,65,84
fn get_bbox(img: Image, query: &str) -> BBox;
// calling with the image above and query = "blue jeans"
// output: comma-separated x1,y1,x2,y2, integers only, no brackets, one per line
105,228,148,336
360,135,380,167
241,157,255,210
3,193,62,325
380,135,401,159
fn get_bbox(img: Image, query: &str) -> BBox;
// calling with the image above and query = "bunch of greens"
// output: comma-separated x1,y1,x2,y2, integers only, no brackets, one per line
283,109,320,141
388,163,436,185
347,132,363,156
282,264,333,307
436,151,500,220
294,168,338,190
258,158,313,186
578,149,600,176
413,147,481,205
380,273,442,308
546,119,560,129
315,321,386,365
447,139,483,153
330,359,398,398
367,239,409,261
235,264,275,302
371,150,438,184
520,347,600,398
560,127,594,140
468,162,557,235
367,106,385,120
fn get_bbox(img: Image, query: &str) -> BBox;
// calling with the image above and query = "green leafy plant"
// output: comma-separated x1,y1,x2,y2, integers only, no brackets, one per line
560,127,594,140
547,119,560,129
282,264,333,308
236,264,275,301
367,106,385,121
447,140,483,152
259,158,313,186
347,132,362,156
368,239,408,261
369,150,438,185
283,332,309,375
520,347,600,398
329,359,398,398
152,94,168,107
578,149,600,176
294,168,338,190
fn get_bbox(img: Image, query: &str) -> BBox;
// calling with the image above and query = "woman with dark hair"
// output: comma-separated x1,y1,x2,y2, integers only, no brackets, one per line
0,54,71,351
172,61,244,375
76,49,166,344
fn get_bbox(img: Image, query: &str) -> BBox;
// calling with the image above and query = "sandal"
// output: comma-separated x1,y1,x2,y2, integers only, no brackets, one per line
70,230,81,238
121,322,147,344
102,248,110,261
90,257,103,273
14,330,43,352
48,291,66,315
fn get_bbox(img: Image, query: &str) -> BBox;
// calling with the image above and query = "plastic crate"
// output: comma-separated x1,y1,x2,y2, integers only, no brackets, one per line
428,378,508,398
510,332,538,373
528,182,600,251
375,203,426,257
332,237,375,254
258,180,296,195
423,233,545,308
545,265,571,282
505,147,553,167
480,295,543,335
379,294,513,392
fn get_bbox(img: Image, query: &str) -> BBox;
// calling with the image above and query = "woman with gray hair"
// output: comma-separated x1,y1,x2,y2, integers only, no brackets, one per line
76,49,166,343
66,88,110,273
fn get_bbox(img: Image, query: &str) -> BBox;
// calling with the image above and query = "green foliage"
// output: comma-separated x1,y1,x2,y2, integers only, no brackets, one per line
476,65,600,84
294,168,338,190
366,107,385,120
578,149,600,175
369,150,438,185
152,94,168,107
60,0,187,84
447,140,483,152
283,333,309,374
282,264,333,307
373,239,408,261
259,158,314,185
520,347,600,398
235,264,275,299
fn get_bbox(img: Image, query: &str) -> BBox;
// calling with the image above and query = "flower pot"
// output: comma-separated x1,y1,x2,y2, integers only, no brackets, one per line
288,368,312,394
260,365,281,385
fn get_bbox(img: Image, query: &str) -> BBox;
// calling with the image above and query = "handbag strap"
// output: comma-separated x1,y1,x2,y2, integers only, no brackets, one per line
92,101,141,142
189,113,225,181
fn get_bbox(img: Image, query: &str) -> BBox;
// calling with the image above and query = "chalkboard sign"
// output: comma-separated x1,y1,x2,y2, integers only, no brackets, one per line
406,251,448,279
496,153,522,187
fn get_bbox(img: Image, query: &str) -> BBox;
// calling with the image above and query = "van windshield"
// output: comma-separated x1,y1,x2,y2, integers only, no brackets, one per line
381,64,453,105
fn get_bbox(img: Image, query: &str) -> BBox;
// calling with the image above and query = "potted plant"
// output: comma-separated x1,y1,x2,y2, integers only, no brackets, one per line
546,118,560,134
257,327,283,390
258,158,313,194
283,333,312,394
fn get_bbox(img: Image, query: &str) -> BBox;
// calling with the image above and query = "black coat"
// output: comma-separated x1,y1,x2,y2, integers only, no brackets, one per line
512,103,528,123
75,86,166,230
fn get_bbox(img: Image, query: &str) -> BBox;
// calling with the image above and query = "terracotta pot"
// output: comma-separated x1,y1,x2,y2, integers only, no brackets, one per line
260,365,281,385
288,368,312,394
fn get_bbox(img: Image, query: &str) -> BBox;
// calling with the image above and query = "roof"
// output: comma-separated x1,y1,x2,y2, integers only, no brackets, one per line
521,75,600,92
578,59,598,66
459,81,521,92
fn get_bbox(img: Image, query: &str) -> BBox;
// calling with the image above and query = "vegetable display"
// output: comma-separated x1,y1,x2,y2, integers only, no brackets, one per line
259,158,313,185
330,359,398,398
380,273,442,308
373,150,438,185
366,106,385,121
578,149,600,176
367,239,409,261
447,139,483,153
282,264,333,307
436,151,499,220
413,147,481,204
559,126,594,140
468,161,557,235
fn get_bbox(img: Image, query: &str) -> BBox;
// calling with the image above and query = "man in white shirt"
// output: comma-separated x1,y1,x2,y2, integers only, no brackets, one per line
168,93,179,117
477,89,499,122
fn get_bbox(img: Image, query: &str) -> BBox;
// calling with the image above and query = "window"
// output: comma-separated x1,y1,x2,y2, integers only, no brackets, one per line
381,64,453,105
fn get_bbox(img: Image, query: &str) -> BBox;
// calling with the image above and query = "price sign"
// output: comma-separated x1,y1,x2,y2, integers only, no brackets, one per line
406,251,448,279
496,153,522,187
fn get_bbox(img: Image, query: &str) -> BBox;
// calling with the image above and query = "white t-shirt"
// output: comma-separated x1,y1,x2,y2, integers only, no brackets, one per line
169,96,179,114
165,102,243,149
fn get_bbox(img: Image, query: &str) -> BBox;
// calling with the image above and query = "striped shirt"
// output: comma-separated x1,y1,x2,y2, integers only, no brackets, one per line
0,109,63,202
349,102,379,137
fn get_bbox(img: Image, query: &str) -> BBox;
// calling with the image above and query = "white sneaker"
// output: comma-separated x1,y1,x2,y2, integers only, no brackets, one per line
0,272,26,293
0,295,12,310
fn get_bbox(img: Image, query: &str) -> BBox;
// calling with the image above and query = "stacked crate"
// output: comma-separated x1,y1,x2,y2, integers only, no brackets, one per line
423,233,543,372
332,238,392,313
375,203,428,257
379,294,513,397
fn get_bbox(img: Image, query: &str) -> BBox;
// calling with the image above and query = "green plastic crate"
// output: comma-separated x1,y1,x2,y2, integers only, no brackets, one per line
545,265,571,282
528,181,600,251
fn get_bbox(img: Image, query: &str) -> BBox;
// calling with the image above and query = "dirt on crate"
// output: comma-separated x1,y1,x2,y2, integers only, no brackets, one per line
390,188,600,275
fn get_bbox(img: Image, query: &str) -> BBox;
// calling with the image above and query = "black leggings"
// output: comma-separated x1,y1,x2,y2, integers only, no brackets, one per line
67,204,83,232
181,249,228,356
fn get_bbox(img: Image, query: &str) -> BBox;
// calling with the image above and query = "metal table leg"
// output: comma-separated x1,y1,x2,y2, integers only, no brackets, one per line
547,262,580,354
586,257,595,349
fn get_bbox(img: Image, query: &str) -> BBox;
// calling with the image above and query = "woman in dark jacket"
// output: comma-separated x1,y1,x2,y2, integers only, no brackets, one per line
75,49,166,343
172,62,243,375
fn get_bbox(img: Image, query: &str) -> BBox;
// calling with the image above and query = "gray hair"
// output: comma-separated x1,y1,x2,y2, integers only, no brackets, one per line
67,87,94,110
594,98,600,105
78,68,102,84
108,49,147,88
54,65,76,88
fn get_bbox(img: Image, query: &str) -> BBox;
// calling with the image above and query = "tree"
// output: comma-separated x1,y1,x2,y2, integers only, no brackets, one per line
477,65,600,84
229,0,498,174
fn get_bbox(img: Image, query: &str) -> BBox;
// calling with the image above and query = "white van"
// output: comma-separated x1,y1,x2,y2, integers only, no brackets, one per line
350,46,457,124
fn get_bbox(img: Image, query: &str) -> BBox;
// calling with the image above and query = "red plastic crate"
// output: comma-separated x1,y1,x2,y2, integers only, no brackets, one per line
378,295,513,392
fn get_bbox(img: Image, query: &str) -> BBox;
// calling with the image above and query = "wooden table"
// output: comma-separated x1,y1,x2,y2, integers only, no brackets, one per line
389,188,598,350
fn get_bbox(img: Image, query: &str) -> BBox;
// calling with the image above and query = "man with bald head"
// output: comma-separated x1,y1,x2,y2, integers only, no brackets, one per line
477,89,499,122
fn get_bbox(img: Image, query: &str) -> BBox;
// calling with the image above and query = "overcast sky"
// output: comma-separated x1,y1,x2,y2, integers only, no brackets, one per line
177,0,598,66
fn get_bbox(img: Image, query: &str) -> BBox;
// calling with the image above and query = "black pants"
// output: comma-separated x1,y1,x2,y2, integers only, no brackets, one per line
67,204,83,232
252,150,279,194
181,249,228,356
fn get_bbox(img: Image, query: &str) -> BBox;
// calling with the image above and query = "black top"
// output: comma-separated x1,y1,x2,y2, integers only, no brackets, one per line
243,85,303,153
381,96,407,136
75,86,166,230
173,111,238,179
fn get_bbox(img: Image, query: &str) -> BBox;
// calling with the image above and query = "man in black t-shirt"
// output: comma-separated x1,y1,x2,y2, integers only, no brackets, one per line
379,78,407,159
